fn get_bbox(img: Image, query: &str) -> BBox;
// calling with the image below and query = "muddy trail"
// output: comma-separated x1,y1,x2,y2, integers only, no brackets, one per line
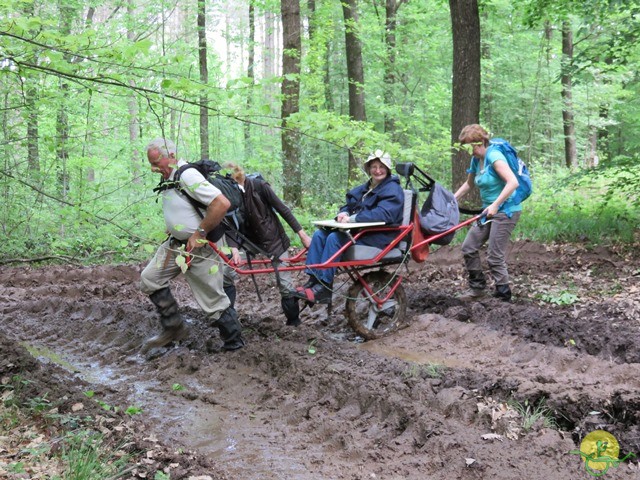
1,241,639,479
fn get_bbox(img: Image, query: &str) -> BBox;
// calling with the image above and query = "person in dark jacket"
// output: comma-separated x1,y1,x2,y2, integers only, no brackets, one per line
293,150,405,304
226,164,312,326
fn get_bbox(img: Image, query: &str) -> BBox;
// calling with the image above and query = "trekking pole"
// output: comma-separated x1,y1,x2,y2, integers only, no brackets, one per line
245,253,263,303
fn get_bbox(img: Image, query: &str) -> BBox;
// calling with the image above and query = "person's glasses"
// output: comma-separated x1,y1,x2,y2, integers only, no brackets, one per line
458,142,483,154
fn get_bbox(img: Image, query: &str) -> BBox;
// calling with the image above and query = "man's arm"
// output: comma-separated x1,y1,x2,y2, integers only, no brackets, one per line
187,194,231,250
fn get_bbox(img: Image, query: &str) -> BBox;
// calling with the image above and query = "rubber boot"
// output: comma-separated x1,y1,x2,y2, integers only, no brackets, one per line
224,284,237,309
457,270,487,301
214,307,245,351
281,295,301,327
141,287,188,353
493,284,512,302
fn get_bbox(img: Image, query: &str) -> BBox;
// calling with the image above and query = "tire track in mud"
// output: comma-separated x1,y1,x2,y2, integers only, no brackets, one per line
1,263,640,479
362,313,640,452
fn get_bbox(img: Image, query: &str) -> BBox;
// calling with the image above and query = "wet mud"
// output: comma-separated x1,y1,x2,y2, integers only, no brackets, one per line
1,241,639,479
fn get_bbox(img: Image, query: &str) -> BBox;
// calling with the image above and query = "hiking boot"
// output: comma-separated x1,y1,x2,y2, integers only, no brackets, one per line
281,296,301,327
457,288,486,302
304,282,332,304
141,322,189,354
493,284,512,302
224,284,237,308
214,307,245,351
302,275,319,289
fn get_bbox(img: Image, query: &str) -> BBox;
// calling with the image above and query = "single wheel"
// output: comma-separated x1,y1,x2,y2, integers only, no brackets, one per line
345,271,407,340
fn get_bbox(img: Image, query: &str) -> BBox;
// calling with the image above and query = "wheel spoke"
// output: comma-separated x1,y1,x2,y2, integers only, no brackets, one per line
346,271,407,340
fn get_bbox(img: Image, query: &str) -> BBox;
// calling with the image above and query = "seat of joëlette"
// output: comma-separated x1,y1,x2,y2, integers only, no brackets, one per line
341,189,413,262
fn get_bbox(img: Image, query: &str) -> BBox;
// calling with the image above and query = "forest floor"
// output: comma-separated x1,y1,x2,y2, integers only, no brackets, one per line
1,240,640,479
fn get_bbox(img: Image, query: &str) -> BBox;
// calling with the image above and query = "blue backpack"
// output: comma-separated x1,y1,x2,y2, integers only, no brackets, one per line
486,138,533,205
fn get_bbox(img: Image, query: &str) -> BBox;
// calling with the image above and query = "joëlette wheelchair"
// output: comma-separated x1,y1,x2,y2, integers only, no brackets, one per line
199,163,481,340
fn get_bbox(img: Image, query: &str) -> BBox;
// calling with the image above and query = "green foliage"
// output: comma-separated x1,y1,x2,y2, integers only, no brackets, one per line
60,430,131,480
1,0,639,267
402,362,445,379
509,398,557,431
125,405,142,416
514,164,639,244
538,291,579,305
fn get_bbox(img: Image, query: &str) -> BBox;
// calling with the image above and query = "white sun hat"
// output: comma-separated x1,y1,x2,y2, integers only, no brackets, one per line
363,150,392,175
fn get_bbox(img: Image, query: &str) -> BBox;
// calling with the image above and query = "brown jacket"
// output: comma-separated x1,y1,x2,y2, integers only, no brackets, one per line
243,177,302,258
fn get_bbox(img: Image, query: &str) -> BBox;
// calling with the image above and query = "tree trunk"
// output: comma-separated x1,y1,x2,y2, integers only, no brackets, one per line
127,0,140,182
449,0,481,202
24,0,39,173
384,0,397,137
244,1,255,157
263,10,277,139
281,0,302,206
56,0,73,200
586,126,599,168
342,0,366,181
198,0,209,160
26,85,39,173
561,20,577,169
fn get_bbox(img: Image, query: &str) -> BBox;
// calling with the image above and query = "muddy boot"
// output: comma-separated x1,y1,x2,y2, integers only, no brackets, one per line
302,275,318,289
281,295,301,327
214,307,245,351
142,287,189,354
457,270,486,302
493,284,512,302
224,284,237,309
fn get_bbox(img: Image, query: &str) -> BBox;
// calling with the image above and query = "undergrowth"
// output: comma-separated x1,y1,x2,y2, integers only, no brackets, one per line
0,160,637,267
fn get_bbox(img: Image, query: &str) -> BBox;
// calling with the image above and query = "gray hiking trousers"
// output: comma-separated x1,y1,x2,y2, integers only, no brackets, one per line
461,211,521,287
140,238,230,320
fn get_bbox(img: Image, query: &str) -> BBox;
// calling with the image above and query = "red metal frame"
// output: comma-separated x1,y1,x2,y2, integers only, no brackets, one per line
185,214,480,284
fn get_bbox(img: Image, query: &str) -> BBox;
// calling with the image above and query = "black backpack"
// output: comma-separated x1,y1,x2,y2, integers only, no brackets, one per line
154,159,246,242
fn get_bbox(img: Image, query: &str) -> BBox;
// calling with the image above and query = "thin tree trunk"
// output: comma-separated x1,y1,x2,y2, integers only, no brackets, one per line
263,11,277,139
127,0,140,182
449,0,481,200
244,1,255,157
25,1,39,173
26,87,39,173
56,0,73,200
342,0,366,181
281,0,302,206
198,0,209,160
561,20,577,169
586,127,599,168
384,0,397,137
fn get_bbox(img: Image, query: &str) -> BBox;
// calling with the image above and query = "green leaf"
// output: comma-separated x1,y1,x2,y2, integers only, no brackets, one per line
259,103,271,115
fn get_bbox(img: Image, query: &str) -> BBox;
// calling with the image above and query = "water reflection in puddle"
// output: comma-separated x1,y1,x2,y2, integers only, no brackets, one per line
359,341,467,368
21,341,312,478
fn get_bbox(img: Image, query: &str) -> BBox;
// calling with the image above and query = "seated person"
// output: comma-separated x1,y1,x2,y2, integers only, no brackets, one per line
293,150,405,304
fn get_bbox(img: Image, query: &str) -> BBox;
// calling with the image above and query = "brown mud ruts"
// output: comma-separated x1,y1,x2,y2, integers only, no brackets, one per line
0,241,639,479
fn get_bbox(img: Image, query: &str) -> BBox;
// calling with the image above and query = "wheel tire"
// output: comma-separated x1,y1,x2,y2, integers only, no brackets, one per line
345,271,407,340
